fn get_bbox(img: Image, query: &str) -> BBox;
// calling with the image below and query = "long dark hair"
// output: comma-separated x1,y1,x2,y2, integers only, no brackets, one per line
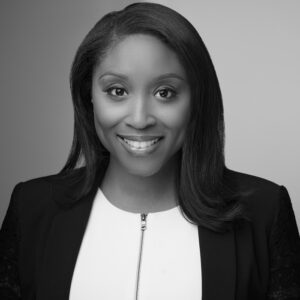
61,2,247,232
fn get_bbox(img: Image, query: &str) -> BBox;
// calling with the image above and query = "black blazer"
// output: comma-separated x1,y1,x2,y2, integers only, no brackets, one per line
0,166,299,300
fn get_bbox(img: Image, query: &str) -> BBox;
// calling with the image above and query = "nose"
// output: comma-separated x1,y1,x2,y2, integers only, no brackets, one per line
125,95,156,129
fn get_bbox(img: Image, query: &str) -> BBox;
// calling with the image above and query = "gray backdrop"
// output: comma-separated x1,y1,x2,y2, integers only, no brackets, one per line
1,0,299,227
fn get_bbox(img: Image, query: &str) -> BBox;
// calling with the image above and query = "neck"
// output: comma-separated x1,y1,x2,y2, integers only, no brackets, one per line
100,156,180,214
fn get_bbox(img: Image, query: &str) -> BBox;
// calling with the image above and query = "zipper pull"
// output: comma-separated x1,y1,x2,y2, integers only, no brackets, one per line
141,213,148,231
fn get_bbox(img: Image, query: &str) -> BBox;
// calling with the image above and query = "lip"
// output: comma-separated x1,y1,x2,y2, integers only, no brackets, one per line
117,135,163,156
117,134,164,142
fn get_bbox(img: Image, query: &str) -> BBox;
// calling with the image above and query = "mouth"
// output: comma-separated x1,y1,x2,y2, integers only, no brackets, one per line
117,135,164,155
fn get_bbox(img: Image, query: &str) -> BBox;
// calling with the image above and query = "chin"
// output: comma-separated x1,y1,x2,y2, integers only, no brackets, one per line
122,160,165,178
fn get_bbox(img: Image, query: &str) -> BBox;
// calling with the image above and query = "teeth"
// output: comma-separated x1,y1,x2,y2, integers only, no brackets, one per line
122,138,160,149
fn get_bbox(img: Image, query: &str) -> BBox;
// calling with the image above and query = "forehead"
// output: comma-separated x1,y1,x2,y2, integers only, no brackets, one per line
94,34,187,79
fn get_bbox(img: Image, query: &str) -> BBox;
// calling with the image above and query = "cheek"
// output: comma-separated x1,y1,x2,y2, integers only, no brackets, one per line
166,99,191,150
92,98,127,134
93,100,116,128
163,100,191,134
92,100,121,150
93,109,107,149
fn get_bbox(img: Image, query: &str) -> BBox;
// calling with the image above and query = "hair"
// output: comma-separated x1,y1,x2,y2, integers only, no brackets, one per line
60,2,248,232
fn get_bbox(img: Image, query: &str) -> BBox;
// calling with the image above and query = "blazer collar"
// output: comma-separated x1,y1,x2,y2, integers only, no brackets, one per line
36,164,236,300
51,160,109,208
36,184,97,300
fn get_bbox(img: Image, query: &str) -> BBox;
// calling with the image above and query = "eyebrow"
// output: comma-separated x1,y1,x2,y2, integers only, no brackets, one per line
98,72,186,82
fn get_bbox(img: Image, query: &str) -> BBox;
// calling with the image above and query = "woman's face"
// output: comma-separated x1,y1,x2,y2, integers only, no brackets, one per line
91,34,191,177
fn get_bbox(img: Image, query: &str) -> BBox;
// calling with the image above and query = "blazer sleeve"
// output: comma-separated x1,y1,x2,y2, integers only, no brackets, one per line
267,185,300,299
0,184,23,300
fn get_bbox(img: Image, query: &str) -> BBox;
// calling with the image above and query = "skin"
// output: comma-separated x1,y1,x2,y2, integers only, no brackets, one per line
91,34,191,213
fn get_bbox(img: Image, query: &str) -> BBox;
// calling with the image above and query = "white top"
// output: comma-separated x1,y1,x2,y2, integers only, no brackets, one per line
69,188,202,300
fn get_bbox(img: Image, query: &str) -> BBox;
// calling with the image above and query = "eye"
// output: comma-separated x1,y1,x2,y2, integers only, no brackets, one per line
155,88,176,100
105,87,128,97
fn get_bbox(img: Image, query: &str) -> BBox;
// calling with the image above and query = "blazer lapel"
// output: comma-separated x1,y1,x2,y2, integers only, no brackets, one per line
36,184,98,300
198,224,236,300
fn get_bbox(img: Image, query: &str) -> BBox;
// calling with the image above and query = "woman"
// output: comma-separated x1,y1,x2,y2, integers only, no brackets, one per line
0,2,299,300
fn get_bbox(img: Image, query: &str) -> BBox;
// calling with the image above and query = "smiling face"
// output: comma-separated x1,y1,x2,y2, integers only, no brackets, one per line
91,34,191,177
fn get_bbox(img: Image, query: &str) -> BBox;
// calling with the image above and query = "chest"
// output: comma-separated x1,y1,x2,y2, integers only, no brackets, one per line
69,191,202,299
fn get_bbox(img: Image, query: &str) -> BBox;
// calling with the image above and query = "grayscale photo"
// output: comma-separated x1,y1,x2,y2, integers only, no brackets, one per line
0,1,299,299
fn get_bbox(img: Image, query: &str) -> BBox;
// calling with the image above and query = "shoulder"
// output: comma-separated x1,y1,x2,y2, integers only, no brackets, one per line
16,167,84,193
225,168,289,232
225,168,282,197
12,168,86,211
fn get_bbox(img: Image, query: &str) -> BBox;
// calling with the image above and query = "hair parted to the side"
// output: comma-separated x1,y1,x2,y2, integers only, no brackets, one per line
61,2,248,232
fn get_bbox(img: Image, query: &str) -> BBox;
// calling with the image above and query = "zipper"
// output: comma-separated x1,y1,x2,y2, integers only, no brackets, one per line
135,213,148,300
